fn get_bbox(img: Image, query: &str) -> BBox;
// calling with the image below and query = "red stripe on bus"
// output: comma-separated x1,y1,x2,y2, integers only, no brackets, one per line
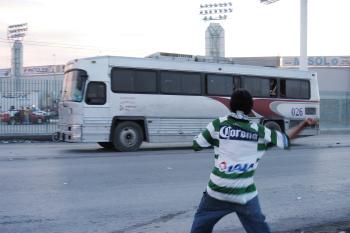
253,99,280,117
209,96,318,118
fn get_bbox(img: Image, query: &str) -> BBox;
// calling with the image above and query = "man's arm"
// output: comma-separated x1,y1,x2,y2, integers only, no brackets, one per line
287,118,317,140
193,119,220,151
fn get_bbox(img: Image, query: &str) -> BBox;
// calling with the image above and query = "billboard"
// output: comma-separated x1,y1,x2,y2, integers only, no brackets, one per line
281,56,350,67
0,65,65,77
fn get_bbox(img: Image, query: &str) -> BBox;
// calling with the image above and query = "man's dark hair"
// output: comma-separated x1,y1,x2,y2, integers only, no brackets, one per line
230,89,253,115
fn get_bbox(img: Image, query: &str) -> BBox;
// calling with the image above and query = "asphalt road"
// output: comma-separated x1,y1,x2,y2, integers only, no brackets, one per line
0,142,350,233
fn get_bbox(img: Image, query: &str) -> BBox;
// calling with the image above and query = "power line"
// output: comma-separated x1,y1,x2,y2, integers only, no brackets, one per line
0,37,124,53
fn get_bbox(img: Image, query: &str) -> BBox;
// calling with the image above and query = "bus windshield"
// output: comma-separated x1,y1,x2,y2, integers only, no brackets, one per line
62,70,87,102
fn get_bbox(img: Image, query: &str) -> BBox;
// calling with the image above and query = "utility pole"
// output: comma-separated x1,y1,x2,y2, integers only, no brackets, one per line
300,0,308,71
261,0,308,71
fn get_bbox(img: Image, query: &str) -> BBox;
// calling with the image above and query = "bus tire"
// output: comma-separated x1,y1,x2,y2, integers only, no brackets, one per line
264,121,282,132
52,132,60,142
98,142,114,149
112,121,143,152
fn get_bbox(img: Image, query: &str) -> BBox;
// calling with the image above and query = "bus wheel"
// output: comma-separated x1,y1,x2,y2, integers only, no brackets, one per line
112,121,143,152
264,121,282,132
97,142,114,150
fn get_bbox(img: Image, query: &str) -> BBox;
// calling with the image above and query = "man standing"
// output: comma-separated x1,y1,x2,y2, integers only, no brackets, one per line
190,89,316,233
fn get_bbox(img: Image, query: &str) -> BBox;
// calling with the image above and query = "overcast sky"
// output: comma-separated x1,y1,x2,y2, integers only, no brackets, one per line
0,0,349,68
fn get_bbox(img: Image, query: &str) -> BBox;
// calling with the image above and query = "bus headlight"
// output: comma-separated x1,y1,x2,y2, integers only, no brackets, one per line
68,125,82,140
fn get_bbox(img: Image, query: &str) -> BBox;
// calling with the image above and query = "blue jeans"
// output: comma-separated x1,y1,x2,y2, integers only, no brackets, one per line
190,192,271,233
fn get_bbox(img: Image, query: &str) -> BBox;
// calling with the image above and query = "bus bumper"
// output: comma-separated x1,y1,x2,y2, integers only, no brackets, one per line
56,124,83,142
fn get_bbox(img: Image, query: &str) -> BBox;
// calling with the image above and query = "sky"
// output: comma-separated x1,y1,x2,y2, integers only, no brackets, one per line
0,0,349,68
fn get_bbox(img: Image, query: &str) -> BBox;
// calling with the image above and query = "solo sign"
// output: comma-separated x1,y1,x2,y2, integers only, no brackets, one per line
281,56,350,67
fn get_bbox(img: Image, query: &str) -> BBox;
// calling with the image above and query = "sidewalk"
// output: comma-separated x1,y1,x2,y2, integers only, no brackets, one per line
278,220,350,233
292,133,350,149
282,133,350,233
1,133,350,150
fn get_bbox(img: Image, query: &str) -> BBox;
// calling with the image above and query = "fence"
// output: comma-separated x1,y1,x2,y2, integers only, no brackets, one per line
0,79,349,138
0,79,62,137
319,91,350,132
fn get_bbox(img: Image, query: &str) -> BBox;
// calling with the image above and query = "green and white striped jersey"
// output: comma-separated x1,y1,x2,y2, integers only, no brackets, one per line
193,112,290,204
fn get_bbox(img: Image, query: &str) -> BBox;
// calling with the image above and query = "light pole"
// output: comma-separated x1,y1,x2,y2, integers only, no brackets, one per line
299,0,308,71
200,2,233,22
7,23,28,78
7,23,28,90
199,2,233,58
261,0,308,71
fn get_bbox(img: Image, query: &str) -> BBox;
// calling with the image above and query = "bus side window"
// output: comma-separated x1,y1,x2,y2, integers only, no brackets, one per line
160,71,201,95
269,79,277,97
207,74,233,96
111,68,157,94
85,82,106,105
280,79,286,98
241,76,270,97
280,79,310,99
233,76,240,89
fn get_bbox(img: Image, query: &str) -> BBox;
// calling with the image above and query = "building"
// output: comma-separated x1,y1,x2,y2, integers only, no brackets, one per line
230,55,350,131
0,64,64,80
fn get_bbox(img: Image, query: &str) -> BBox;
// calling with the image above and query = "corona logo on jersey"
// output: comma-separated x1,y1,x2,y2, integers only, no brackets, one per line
219,126,258,141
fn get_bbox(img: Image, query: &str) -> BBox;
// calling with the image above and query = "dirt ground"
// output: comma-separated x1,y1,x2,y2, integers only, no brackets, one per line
280,221,350,233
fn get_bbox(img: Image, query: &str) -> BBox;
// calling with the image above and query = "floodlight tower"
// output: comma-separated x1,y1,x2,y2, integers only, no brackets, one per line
200,2,233,58
7,23,28,80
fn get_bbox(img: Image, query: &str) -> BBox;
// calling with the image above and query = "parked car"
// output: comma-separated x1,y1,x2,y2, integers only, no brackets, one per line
0,109,49,125
1,110,21,125
31,110,50,123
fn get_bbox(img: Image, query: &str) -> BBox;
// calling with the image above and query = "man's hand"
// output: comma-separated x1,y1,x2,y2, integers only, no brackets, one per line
304,118,317,126
288,118,317,140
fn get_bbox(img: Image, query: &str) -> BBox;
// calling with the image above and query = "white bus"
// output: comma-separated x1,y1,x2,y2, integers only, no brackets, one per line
57,54,320,151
